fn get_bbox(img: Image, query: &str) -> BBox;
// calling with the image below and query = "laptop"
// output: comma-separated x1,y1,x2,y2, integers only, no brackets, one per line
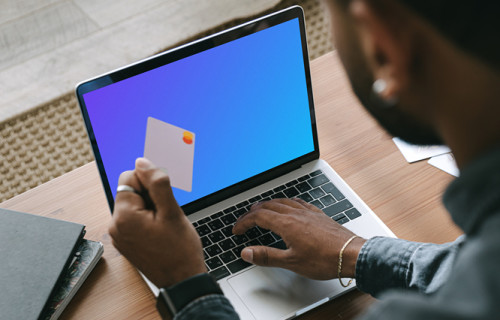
76,6,395,320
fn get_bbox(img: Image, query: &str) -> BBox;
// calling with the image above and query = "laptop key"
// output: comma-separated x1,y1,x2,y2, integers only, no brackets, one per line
261,190,274,198
309,187,326,199
206,256,223,270
210,266,230,280
298,174,310,182
296,181,312,193
233,208,247,218
273,185,286,192
208,231,225,243
221,213,236,225
310,199,324,209
227,259,251,274
198,217,211,225
249,195,262,203
271,192,285,199
322,182,345,201
323,200,353,217
223,206,237,214
206,244,222,257
236,200,249,208
201,236,211,248
308,174,330,188
270,240,287,250
219,238,236,251
332,213,347,222
319,195,336,207
221,226,233,238
196,224,211,236
212,211,224,218
334,216,350,225
345,208,362,220
283,187,299,198
298,192,313,203
219,251,237,264
285,180,299,187
233,234,249,245
246,239,260,247
310,170,322,176
233,245,245,257
245,227,262,239
208,219,224,231
258,233,275,245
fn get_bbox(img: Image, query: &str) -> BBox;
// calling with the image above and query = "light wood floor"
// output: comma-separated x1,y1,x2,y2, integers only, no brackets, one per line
0,0,280,122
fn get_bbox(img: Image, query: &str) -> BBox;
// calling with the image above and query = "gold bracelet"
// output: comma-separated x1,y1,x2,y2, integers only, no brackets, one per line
338,235,359,288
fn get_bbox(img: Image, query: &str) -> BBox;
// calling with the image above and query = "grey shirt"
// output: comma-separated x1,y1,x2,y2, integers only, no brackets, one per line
175,146,500,320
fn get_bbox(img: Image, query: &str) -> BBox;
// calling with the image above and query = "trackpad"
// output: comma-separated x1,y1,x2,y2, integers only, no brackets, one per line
228,266,339,320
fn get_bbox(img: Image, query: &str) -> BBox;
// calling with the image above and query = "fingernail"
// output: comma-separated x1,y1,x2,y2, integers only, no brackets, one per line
241,248,253,263
136,157,153,170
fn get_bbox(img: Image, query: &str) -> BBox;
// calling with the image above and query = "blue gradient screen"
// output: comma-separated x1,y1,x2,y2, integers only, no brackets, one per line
82,18,315,206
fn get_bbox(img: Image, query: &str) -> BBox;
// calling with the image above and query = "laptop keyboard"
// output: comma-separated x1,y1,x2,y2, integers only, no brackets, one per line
193,169,363,280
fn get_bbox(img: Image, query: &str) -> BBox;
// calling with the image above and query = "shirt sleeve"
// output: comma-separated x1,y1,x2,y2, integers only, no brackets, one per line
355,235,465,297
174,294,240,320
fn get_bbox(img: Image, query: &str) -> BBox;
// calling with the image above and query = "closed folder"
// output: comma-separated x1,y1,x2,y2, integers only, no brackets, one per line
0,208,85,320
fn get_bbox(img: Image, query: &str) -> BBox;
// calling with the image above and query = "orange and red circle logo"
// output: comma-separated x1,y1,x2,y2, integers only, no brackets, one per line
183,131,194,144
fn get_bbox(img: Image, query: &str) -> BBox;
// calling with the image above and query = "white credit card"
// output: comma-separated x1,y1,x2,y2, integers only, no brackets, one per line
392,137,451,163
144,117,195,192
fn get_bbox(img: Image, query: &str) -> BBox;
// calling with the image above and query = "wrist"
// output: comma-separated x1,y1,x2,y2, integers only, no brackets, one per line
340,237,366,278
156,273,223,318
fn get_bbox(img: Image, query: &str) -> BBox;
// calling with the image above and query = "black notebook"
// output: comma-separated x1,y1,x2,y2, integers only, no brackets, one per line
0,208,85,320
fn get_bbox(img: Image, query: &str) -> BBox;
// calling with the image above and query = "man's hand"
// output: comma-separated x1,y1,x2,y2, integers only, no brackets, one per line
109,157,206,288
233,198,366,280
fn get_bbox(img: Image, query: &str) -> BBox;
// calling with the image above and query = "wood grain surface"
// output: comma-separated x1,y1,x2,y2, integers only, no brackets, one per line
0,51,463,319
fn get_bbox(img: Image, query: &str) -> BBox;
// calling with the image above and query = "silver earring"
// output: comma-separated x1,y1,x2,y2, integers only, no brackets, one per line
372,79,398,108
373,79,387,95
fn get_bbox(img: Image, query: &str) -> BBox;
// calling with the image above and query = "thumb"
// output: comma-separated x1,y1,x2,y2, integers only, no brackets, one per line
241,246,289,267
134,157,181,218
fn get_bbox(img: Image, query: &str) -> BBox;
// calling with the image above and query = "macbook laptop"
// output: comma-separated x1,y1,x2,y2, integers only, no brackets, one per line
76,6,395,320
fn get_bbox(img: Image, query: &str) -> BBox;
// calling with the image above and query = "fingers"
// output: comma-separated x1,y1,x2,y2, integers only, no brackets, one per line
233,198,311,235
134,157,182,220
241,246,289,268
115,170,146,212
233,208,282,235
292,198,324,213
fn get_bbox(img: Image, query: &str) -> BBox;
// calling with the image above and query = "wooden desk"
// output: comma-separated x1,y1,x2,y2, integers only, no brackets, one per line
1,51,462,319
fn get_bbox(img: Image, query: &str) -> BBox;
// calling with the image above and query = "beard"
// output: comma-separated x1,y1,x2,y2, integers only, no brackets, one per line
334,19,443,146
350,72,443,146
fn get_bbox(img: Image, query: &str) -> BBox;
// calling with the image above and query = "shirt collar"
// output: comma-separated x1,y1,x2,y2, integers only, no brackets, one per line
443,145,500,235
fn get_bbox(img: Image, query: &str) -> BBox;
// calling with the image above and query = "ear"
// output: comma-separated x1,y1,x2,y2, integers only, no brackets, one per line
349,0,412,101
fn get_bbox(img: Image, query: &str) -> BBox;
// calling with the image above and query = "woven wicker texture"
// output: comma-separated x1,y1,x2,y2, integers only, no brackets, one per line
0,0,333,203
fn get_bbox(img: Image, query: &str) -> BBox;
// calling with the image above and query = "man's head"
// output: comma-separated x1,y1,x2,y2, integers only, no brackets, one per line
323,0,500,148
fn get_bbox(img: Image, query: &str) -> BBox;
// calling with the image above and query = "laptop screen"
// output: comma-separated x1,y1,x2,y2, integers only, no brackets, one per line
77,8,318,213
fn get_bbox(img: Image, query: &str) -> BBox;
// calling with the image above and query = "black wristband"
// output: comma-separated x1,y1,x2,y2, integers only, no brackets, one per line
156,273,223,318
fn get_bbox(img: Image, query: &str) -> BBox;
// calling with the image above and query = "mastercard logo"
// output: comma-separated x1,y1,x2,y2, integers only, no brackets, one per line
183,131,194,144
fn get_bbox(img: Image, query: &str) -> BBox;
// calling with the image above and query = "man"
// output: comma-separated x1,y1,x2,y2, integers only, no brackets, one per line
109,0,500,319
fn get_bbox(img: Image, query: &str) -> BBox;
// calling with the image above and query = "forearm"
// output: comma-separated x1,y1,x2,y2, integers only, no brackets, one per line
174,295,240,320
355,235,465,297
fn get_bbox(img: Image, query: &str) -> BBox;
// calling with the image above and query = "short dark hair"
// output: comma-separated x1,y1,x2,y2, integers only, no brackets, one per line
337,0,500,70
402,1,500,70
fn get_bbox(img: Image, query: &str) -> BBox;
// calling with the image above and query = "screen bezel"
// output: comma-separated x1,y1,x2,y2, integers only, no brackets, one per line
76,6,319,214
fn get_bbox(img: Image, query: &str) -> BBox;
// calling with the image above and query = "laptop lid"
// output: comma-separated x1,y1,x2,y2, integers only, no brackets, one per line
76,6,318,215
